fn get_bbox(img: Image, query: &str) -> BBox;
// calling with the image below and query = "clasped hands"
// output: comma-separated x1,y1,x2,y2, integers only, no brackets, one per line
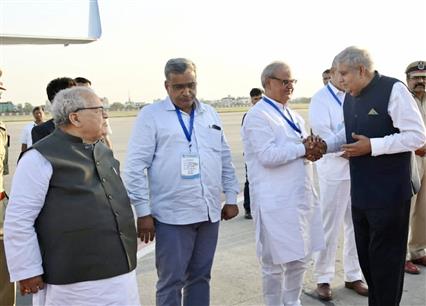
303,134,327,162
303,132,372,162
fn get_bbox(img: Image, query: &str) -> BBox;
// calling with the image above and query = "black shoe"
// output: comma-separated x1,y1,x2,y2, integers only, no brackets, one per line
244,212,252,219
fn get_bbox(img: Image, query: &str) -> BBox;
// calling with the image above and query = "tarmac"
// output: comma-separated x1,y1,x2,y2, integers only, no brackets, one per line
4,111,426,306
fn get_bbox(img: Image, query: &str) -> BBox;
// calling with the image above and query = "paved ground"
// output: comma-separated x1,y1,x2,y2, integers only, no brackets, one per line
4,111,426,305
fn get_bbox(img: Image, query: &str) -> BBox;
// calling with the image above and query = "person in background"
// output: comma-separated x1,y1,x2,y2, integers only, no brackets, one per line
20,106,45,152
74,77,91,87
242,87,263,220
322,69,331,85
125,58,239,306
309,61,367,301
31,77,76,144
404,60,426,275
75,77,113,149
4,86,139,306
249,88,263,105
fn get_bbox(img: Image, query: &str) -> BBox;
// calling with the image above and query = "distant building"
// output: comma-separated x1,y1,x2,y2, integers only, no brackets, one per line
204,96,250,107
0,101,16,112
134,102,146,108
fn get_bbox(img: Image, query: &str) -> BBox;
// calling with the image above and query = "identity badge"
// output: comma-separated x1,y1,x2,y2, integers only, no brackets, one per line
181,154,200,179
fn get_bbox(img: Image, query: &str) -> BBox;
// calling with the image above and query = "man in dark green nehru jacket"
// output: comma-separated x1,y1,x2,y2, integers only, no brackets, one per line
325,47,426,306
4,86,140,305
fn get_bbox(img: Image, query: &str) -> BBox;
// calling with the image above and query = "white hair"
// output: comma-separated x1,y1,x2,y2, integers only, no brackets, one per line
334,46,374,73
52,87,95,126
261,61,290,88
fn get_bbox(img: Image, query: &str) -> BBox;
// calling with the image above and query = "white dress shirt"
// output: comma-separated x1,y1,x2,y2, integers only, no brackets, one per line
4,149,140,305
124,97,239,225
309,82,350,180
20,122,36,147
326,82,426,155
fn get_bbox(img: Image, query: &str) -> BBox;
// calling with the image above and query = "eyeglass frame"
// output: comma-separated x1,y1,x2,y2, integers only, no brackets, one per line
269,76,298,86
409,75,426,81
74,106,108,113
168,82,197,91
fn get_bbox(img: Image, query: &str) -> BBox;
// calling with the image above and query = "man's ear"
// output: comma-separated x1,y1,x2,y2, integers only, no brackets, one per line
264,79,270,92
359,65,366,76
68,112,82,127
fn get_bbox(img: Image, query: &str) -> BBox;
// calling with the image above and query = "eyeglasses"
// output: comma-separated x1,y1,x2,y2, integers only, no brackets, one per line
270,77,297,86
409,76,426,81
74,106,107,113
169,82,197,91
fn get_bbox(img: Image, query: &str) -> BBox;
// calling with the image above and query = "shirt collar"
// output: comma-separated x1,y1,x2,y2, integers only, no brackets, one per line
163,96,206,114
263,95,288,109
412,92,426,104
327,81,345,96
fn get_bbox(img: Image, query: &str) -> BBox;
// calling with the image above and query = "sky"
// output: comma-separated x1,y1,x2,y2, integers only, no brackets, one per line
0,0,425,106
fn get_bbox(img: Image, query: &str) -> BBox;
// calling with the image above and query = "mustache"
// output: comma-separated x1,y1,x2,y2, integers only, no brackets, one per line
414,83,425,88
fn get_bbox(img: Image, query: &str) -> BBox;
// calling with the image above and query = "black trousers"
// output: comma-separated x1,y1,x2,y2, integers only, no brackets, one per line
243,164,250,213
352,201,411,306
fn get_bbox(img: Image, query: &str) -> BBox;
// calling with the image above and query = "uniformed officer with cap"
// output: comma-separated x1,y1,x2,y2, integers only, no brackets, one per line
406,61,426,77
405,60,426,275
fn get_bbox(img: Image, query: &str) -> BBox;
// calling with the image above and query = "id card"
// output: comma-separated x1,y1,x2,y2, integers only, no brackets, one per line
181,154,200,179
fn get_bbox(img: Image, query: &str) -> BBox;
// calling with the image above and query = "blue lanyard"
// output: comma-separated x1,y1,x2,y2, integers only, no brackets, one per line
263,97,302,135
326,84,342,106
175,106,195,144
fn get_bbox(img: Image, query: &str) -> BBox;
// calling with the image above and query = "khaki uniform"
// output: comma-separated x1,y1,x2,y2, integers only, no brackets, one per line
409,94,426,260
0,121,15,306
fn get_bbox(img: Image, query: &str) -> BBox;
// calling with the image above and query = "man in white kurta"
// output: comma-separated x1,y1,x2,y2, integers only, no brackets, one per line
309,66,366,300
241,61,325,306
4,87,140,306
20,106,45,152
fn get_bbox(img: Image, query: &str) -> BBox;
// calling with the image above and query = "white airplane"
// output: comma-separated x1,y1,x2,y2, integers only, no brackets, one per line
0,0,101,46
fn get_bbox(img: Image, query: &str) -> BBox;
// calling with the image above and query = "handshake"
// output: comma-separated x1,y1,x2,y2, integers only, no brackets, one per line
303,134,327,162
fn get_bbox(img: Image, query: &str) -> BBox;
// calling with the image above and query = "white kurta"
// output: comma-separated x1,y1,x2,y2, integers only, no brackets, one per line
4,149,140,306
309,83,348,181
20,122,36,147
309,83,362,283
241,96,325,265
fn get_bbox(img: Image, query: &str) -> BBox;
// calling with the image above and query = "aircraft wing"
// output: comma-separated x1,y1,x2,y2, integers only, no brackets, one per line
0,35,98,46
0,0,102,46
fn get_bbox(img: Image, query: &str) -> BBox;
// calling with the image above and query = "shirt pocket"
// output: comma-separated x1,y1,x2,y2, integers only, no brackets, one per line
196,125,222,152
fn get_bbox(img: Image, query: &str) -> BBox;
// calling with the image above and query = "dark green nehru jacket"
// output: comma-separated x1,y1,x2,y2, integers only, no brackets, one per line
31,129,137,285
